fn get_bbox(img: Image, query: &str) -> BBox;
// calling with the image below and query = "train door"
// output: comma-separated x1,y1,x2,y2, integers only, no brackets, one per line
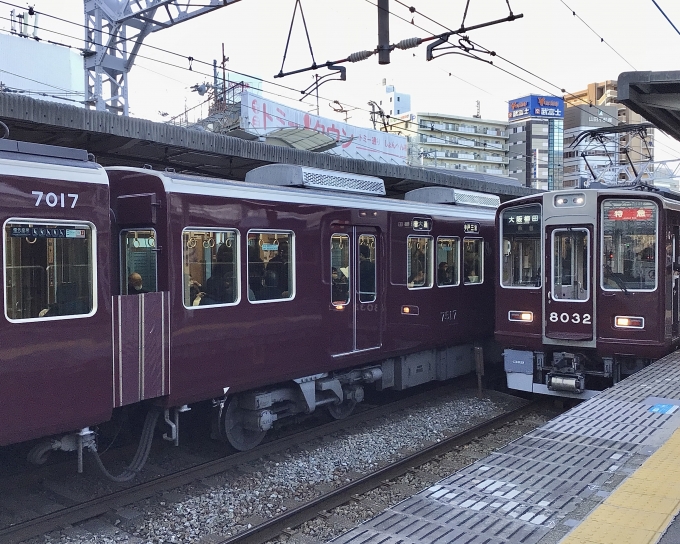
113,228,170,407
545,226,595,342
329,226,381,356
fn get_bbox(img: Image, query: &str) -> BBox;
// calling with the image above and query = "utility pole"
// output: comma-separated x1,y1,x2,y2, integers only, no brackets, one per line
377,0,390,64
222,43,228,103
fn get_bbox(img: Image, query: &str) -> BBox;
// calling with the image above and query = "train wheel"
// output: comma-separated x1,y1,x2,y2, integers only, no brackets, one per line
221,395,266,451
327,399,357,420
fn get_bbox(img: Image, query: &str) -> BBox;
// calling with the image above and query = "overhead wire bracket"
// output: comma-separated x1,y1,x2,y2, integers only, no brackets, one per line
299,65,347,101
426,35,496,64
277,0,318,78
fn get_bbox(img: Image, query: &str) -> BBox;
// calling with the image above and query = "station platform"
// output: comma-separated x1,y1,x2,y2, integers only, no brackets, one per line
331,351,680,544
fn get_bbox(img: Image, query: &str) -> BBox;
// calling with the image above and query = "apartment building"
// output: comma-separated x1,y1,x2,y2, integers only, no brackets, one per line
380,84,411,116
563,105,619,188
565,81,654,175
389,112,509,176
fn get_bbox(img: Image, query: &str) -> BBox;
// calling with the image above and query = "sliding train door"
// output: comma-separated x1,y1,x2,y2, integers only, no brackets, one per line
329,225,381,357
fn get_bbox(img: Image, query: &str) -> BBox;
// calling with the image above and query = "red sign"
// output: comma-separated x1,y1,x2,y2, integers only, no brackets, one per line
607,208,653,220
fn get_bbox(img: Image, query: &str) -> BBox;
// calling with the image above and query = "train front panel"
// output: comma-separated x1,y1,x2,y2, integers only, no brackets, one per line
497,189,678,398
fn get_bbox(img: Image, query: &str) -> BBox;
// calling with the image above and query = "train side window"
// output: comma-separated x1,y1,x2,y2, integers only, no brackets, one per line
5,221,95,321
121,230,157,294
602,199,657,291
331,234,350,305
464,238,483,284
500,204,542,288
436,237,459,286
359,235,376,302
183,229,238,308
248,231,294,302
407,235,433,289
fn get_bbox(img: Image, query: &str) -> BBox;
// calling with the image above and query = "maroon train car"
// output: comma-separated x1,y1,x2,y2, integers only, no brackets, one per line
496,188,680,399
0,139,498,464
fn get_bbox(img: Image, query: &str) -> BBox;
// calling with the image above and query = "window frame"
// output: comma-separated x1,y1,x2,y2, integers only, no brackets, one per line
407,234,434,290
120,228,158,295
463,237,484,285
500,204,543,289
600,199,658,293
358,234,377,303
436,236,460,287
331,233,351,307
4,217,97,323
551,227,590,302
182,227,241,310
247,229,295,304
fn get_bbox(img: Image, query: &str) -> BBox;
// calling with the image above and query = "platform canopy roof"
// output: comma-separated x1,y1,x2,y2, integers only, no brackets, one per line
618,71,680,143
0,93,534,200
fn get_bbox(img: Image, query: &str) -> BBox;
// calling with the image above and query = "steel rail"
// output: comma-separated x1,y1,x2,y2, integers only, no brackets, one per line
217,399,538,544
0,380,486,544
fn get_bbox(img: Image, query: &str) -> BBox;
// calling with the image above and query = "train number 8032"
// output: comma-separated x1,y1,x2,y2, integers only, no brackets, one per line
549,312,592,324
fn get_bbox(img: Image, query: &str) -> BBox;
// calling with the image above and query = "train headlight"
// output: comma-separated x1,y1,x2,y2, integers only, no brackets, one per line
401,305,419,315
554,193,586,207
509,311,533,322
615,316,644,329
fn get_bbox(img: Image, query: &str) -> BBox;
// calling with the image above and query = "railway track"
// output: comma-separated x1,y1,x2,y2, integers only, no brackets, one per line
0,384,532,544
217,399,538,544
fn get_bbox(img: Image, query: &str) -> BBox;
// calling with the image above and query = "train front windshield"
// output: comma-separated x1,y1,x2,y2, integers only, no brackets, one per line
501,204,542,288
601,199,657,291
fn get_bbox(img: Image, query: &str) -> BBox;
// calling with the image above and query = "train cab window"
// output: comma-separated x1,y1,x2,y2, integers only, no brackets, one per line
552,229,589,301
464,238,483,284
407,236,433,289
5,221,95,320
183,230,238,307
500,204,542,288
602,200,657,291
359,235,376,302
436,237,459,286
331,234,350,305
121,230,157,294
248,231,293,302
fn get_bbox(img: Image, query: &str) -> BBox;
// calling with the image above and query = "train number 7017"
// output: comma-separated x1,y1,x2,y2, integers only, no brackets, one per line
32,191,79,208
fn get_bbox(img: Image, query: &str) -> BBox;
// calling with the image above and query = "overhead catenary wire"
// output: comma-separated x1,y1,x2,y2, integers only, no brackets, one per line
0,8,644,169
557,0,636,70
651,0,680,37
379,0,677,163
0,1,674,166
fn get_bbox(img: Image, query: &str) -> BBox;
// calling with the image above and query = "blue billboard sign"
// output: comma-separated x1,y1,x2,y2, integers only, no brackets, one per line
508,95,564,120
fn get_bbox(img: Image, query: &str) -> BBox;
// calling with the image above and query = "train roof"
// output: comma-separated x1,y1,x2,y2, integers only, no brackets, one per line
106,166,498,221
0,139,107,184
497,187,680,213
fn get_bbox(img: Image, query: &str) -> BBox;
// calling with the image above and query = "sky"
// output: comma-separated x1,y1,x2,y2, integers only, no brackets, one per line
4,0,680,160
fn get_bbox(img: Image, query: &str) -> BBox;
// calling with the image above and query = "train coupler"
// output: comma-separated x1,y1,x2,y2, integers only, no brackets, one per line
546,352,586,394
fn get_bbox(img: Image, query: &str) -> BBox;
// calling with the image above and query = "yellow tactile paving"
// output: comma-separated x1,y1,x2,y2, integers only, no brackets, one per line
561,427,680,544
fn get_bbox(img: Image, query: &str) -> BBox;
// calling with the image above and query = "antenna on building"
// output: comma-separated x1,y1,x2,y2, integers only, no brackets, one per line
473,100,481,118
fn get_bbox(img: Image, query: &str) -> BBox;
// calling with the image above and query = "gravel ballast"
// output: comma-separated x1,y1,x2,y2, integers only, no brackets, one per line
29,389,544,544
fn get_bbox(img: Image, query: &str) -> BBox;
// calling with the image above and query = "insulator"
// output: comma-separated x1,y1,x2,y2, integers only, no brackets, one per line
348,50,374,63
394,37,422,50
